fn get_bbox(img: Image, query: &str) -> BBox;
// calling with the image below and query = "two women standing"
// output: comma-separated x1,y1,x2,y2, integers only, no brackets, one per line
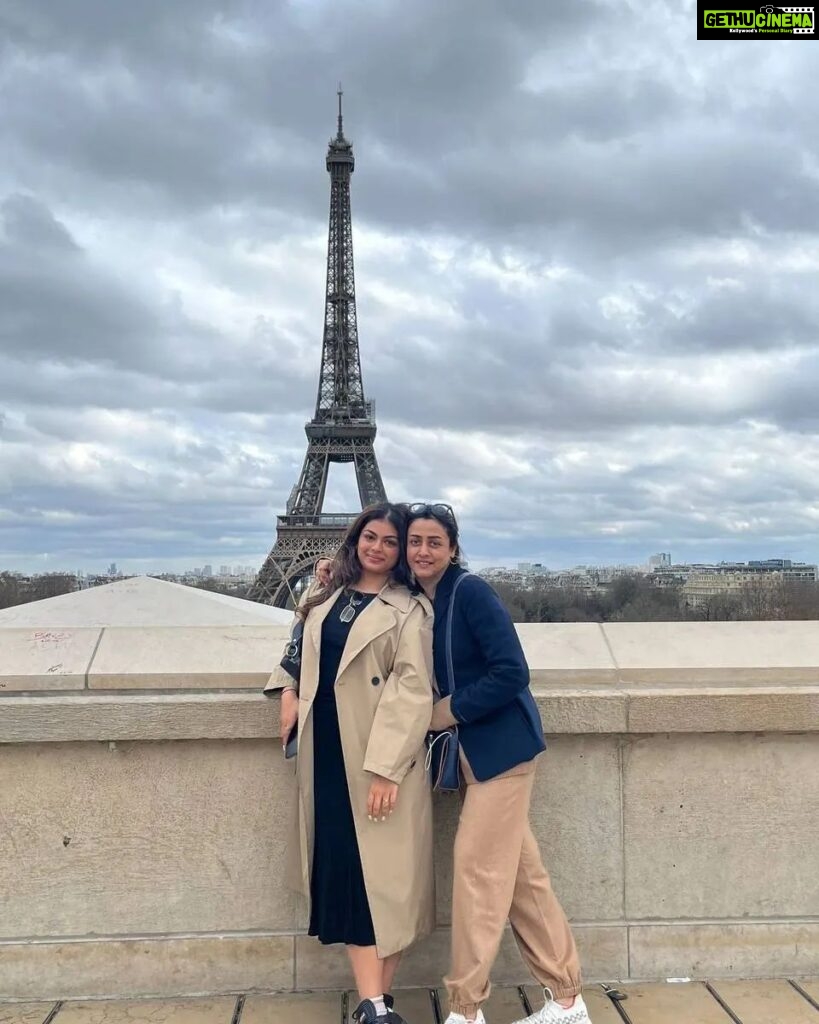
266,502,592,1024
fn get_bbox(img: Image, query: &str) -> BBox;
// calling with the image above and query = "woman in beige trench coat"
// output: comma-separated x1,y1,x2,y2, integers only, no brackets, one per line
265,503,435,1024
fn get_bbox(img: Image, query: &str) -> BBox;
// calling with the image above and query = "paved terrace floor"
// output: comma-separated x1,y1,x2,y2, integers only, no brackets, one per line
3,982,819,1024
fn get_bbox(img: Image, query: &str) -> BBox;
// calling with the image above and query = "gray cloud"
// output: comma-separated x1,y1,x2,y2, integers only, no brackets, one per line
2,0,819,572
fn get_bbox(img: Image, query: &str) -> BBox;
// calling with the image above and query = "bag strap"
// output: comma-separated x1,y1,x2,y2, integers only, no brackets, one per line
445,571,469,696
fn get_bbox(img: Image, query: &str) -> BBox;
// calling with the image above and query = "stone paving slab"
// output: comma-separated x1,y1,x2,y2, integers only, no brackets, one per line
711,979,819,1023
242,992,341,1024
53,997,237,1023
388,989,437,1024
0,1004,57,1024
482,985,526,1021
615,982,732,1023
6,983,819,1024
524,985,622,1023
796,979,819,1006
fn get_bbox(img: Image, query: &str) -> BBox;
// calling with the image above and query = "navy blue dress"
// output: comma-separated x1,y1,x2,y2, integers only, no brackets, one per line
308,591,378,947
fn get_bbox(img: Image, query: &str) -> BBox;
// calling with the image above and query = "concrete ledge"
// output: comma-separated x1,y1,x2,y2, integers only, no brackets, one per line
602,620,819,685
626,686,819,732
629,922,819,979
0,629,101,692
5,620,819,692
294,925,627,990
3,685,818,744
0,934,294,1002
88,626,289,689
517,624,617,684
8,920,816,1001
0,693,280,743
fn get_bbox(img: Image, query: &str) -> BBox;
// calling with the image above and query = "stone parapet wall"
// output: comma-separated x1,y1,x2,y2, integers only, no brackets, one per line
1,621,818,1000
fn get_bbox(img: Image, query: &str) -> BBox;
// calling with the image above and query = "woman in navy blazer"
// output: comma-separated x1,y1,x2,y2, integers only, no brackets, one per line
407,505,591,1024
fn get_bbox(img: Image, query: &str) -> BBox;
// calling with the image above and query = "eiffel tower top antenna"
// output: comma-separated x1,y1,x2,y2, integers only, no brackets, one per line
337,82,344,140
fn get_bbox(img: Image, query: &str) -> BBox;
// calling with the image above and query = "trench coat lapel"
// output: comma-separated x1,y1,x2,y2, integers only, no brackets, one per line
299,588,341,701
304,587,340,652
303,583,415,686
335,583,415,679
336,596,394,679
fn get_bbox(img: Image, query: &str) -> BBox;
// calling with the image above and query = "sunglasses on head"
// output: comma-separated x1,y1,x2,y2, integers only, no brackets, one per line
408,502,455,519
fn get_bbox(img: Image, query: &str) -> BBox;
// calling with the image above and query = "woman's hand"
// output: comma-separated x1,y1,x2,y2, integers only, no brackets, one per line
367,774,399,821
430,695,458,731
280,689,299,747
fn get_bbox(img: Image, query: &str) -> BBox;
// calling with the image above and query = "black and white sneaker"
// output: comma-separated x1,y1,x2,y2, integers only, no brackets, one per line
383,994,409,1024
352,999,390,1024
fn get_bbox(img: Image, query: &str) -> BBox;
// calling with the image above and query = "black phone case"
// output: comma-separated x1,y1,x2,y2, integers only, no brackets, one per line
284,725,298,759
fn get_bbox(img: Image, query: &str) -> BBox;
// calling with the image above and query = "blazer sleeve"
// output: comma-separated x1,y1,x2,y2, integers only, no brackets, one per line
362,601,434,784
262,614,303,696
449,577,530,724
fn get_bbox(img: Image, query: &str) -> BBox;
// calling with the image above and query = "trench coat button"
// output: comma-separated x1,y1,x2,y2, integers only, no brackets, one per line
371,676,380,686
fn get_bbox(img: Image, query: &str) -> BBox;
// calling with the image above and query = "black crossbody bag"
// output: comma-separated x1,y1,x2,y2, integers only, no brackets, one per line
424,572,469,793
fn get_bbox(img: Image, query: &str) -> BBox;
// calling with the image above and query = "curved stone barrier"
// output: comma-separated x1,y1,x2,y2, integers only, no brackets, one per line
1,621,818,1000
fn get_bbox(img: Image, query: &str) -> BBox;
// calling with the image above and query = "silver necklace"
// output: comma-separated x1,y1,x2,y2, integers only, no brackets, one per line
339,590,365,623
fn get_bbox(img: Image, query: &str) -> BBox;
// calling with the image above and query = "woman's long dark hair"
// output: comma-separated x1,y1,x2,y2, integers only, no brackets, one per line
298,502,412,618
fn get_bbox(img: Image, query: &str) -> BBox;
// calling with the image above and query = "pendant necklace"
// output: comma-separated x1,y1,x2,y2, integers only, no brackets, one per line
339,589,365,623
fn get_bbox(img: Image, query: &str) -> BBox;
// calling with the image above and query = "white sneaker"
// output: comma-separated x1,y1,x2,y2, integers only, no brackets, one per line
444,1011,488,1024
509,990,591,1024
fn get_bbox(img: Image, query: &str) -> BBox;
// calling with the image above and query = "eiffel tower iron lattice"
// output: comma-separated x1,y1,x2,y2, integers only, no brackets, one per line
249,90,387,607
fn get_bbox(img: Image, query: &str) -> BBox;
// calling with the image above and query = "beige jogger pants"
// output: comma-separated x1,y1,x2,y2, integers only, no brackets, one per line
445,755,583,1017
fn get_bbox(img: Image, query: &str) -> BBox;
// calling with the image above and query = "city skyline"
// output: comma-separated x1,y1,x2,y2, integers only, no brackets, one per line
8,548,819,580
2,2,819,575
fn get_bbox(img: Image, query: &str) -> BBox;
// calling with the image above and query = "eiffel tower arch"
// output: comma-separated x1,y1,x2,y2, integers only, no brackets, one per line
248,91,387,607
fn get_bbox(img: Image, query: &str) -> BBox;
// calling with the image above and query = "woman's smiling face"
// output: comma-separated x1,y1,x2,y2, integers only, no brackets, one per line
407,518,455,584
357,518,400,576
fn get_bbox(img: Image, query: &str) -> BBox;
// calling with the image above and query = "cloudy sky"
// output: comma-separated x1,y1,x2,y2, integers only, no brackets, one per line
2,0,819,575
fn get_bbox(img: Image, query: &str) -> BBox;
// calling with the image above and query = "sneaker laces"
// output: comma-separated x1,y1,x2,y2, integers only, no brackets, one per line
513,990,586,1024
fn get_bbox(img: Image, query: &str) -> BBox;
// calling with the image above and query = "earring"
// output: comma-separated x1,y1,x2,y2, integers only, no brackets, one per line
450,556,458,564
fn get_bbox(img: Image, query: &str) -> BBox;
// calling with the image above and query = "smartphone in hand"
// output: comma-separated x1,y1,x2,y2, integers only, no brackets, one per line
284,725,298,759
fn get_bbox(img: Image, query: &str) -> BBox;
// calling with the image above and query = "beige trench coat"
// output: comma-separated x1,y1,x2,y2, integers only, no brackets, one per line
265,583,435,957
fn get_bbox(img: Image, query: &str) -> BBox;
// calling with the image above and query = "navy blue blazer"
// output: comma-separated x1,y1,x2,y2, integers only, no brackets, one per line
432,565,546,781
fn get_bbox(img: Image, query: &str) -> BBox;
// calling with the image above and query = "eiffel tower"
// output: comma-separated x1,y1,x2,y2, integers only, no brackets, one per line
249,90,387,607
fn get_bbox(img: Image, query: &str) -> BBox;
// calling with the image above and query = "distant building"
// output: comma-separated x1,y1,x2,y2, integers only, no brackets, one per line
682,560,818,608
203,565,213,577
647,552,671,570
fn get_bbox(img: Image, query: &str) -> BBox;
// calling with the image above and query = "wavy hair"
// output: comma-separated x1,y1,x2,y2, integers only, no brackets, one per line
299,502,411,618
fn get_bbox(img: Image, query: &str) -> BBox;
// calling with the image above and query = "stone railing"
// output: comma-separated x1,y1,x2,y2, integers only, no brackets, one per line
1,621,818,1000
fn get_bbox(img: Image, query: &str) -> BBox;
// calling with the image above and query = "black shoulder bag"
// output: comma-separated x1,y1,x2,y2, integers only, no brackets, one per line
424,572,469,793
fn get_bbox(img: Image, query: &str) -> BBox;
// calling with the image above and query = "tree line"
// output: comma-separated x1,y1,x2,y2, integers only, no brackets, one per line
0,572,78,609
491,574,819,622
4,569,819,622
